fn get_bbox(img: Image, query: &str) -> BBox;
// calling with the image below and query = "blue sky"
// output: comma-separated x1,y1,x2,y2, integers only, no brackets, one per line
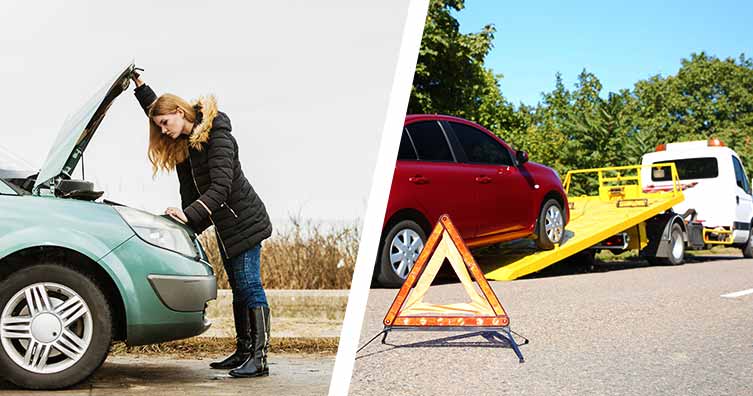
454,0,753,107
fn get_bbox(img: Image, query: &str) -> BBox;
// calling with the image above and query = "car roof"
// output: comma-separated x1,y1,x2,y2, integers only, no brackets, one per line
405,114,487,129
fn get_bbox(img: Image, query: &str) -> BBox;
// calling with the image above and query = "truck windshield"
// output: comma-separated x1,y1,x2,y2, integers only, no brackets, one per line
652,157,719,181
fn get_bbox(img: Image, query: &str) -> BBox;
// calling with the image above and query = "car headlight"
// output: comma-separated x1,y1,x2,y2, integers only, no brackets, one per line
114,206,198,258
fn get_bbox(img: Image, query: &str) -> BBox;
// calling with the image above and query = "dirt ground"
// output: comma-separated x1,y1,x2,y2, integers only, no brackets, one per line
0,353,334,396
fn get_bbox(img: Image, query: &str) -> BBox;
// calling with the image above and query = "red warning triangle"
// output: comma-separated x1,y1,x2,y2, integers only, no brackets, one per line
383,214,510,328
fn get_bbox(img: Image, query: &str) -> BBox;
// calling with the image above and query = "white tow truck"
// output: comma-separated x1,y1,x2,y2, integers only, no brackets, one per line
641,138,753,257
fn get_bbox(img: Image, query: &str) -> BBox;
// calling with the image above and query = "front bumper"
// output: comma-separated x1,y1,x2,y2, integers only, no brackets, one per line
97,235,217,345
148,274,218,312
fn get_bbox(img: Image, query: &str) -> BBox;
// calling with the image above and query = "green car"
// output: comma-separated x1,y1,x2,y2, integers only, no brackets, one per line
0,62,217,390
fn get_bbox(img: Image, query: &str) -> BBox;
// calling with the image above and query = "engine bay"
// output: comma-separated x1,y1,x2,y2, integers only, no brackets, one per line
1,171,103,201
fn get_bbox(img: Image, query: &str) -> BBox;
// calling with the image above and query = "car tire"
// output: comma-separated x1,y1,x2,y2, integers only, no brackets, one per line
742,227,753,259
535,199,564,250
649,223,685,266
0,263,112,390
377,220,426,288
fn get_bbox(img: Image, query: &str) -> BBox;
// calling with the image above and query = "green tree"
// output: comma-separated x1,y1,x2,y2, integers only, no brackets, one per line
408,0,519,134
522,71,636,177
410,3,753,181
631,52,753,175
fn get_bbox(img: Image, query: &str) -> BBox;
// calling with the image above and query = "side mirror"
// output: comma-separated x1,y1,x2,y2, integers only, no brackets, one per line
516,150,529,165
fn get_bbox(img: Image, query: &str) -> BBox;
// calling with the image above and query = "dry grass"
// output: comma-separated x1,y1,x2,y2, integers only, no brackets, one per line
198,217,359,289
596,245,742,262
110,337,339,357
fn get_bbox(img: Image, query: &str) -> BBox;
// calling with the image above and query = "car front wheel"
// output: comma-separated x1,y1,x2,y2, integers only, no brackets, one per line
536,199,564,250
0,263,112,390
377,220,426,288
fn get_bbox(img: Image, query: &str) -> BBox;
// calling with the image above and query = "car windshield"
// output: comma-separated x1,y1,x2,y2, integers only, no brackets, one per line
0,145,36,194
0,145,35,172
651,157,719,181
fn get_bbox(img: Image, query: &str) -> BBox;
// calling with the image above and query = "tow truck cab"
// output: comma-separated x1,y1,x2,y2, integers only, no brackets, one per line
640,139,753,247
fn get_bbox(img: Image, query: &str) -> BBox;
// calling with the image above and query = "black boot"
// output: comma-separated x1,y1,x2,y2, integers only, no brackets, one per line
210,301,252,369
229,306,270,378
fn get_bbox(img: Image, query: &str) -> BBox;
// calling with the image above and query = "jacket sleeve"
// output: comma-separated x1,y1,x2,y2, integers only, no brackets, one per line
134,84,158,115
183,127,235,231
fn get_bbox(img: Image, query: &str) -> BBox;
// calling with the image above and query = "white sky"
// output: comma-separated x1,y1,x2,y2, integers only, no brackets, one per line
0,0,410,227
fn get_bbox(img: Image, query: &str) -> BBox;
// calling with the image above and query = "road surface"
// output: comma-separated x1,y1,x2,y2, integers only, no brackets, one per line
0,353,334,396
351,255,753,395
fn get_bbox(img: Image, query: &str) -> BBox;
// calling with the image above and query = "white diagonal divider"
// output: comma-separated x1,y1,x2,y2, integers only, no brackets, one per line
328,1,430,395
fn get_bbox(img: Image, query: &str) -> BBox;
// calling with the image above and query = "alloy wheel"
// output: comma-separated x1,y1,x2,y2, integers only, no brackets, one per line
545,205,564,243
389,229,424,279
1,282,93,374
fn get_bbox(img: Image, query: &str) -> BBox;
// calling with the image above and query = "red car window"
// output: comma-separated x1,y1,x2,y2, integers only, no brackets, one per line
397,129,418,160
405,121,454,162
449,122,513,166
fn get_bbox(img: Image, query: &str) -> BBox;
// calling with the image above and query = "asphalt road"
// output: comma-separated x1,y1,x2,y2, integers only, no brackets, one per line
350,255,753,396
0,353,333,396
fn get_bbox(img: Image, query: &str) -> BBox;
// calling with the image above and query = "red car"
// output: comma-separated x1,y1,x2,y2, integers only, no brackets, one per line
376,114,570,287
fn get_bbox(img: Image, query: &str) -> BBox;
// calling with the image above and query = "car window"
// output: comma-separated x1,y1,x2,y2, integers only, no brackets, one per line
732,156,751,194
651,157,718,181
449,122,513,165
0,145,35,171
0,179,17,195
397,129,417,160
405,121,454,162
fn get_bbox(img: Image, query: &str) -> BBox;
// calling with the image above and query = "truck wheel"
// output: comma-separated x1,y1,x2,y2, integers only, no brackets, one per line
666,223,686,265
0,263,112,390
742,229,753,259
561,250,597,273
574,250,597,273
650,223,685,266
535,199,564,250
377,220,426,288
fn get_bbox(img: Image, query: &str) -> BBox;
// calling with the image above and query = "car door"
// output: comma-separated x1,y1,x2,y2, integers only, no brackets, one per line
398,120,477,238
445,121,535,237
732,155,753,242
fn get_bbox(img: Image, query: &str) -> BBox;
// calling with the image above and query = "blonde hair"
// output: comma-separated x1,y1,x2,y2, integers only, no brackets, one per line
147,94,197,175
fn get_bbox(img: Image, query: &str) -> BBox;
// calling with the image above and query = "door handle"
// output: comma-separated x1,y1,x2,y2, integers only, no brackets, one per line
737,196,740,205
497,166,512,175
475,176,492,184
409,175,430,185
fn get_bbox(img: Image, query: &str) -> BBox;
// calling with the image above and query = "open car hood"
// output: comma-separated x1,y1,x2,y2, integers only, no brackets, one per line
33,62,135,193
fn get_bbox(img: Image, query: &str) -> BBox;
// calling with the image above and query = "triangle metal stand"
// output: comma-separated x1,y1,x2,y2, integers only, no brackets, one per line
368,214,527,363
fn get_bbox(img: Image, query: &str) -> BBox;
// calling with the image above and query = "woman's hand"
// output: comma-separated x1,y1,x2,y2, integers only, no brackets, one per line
131,68,145,88
165,207,188,224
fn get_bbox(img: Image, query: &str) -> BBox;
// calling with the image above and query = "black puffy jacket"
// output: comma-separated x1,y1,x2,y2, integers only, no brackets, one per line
135,84,272,260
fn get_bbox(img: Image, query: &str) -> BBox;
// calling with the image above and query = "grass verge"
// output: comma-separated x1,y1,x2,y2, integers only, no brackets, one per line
110,337,340,357
199,217,359,289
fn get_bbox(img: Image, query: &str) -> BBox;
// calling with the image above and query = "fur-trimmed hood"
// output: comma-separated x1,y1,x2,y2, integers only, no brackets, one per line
188,95,219,150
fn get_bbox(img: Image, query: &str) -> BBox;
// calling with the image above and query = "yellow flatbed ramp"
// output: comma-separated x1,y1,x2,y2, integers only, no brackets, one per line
481,164,685,281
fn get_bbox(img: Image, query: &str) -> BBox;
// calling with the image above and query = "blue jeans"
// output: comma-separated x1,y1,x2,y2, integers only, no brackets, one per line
223,244,268,308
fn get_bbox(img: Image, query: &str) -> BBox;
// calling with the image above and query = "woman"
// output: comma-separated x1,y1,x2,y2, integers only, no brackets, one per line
131,72,273,378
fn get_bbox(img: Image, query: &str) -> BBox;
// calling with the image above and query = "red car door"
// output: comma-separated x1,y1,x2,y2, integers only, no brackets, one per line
445,121,536,237
400,121,478,238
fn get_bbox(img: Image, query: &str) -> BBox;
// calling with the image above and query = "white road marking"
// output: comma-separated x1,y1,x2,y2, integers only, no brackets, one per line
721,288,753,299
